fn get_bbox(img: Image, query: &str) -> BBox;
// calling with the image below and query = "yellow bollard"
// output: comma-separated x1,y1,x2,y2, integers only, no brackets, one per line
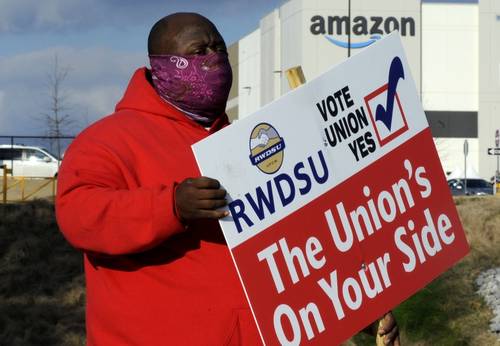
52,177,56,198
20,177,25,201
2,165,13,204
2,165,6,204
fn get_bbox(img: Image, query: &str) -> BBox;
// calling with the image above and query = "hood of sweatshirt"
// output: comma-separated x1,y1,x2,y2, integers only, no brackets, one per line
115,67,228,132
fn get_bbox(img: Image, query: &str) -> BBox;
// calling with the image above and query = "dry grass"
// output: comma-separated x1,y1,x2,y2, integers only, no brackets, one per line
352,196,500,346
1,197,499,345
0,200,85,345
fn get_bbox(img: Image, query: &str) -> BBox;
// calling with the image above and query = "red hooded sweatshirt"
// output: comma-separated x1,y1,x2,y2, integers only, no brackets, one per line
56,68,261,345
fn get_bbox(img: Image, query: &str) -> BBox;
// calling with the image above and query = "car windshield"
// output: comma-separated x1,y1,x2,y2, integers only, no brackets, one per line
40,148,61,160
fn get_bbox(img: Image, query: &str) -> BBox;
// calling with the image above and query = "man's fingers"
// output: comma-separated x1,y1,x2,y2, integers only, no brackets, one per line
197,199,227,210
189,177,221,189
393,335,401,346
383,326,399,345
378,326,389,336
196,188,227,200
378,312,395,335
176,177,228,221
197,209,229,219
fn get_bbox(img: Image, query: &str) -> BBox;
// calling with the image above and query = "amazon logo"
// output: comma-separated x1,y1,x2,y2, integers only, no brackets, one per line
310,15,415,49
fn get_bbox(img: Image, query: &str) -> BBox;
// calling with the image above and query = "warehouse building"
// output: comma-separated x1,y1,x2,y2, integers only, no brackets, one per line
226,0,499,179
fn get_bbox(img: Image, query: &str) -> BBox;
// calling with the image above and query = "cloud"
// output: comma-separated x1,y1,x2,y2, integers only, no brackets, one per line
0,0,288,137
0,0,285,35
0,91,6,130
0,0,160,33
0,0,209,33
0,46,146,135
0,0,80,33
70,85,124,124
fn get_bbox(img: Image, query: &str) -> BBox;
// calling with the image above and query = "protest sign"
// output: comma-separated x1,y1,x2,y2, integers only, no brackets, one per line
192,33,469,345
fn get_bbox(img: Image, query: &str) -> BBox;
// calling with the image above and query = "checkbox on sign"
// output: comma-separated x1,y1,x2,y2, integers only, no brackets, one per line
364,84,409,147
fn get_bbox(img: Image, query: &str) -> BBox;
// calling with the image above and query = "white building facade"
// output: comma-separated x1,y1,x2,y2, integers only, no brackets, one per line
226,0,492,178
479,0,500,178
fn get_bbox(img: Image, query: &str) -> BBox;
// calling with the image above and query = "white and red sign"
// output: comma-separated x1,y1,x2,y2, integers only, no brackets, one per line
193,33,469,345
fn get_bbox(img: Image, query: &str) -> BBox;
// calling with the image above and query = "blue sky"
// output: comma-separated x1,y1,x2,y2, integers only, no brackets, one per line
0,0,477,136
0,0,285,135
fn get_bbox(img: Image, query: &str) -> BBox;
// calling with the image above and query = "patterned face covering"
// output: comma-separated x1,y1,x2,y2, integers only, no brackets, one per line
149,52,233,126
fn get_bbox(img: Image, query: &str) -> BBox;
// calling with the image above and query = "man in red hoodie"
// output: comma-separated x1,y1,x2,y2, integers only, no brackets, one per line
56,12,399,345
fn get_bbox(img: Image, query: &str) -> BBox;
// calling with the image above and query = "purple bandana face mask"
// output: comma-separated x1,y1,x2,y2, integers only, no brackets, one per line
149,52,233,126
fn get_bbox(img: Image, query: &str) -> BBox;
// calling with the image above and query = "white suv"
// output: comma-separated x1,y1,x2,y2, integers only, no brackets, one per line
0,145,61,177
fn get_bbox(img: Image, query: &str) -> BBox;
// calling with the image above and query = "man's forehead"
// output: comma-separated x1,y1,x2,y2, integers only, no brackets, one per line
173,24,220,43
175,24,218,41
148,13,223,55
166,14,216,35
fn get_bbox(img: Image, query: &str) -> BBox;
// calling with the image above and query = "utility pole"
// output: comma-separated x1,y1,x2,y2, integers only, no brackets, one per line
348,0,351,58
464,139,468,195
496,129,499,192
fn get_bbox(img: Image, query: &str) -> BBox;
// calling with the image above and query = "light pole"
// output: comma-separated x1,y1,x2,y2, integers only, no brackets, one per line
494,129,499,194
348,0,351,58
464,139,468,195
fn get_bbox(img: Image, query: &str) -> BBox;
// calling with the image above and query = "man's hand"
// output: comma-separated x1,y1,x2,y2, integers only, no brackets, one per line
376,311,400,346
175,177,229,222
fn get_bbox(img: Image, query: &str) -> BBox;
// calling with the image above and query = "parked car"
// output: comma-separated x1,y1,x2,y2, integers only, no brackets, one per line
447,178,493,196
0,145,61,177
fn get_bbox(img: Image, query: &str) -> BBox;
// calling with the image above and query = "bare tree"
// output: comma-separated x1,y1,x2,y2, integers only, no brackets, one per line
40,54,75,163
